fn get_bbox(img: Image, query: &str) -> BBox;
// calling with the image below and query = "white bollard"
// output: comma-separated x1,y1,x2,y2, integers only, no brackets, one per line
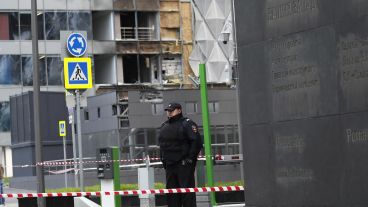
100,179,115,207
138,167,155,207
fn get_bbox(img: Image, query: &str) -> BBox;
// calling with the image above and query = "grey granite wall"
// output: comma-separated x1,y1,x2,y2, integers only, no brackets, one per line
235,0,368,206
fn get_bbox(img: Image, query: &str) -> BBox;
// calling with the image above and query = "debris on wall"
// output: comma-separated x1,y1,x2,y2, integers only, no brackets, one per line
162,55,182,84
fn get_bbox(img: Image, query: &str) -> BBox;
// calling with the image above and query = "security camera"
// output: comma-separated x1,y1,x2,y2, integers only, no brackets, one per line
222,32,230,44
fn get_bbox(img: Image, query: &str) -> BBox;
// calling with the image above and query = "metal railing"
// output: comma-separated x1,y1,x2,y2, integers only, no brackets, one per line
120,26,155,40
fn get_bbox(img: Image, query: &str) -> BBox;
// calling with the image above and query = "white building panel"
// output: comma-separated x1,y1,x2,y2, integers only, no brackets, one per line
44,0,67,10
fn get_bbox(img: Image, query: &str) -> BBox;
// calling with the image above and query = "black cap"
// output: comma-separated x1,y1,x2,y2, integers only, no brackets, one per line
164,102,182,111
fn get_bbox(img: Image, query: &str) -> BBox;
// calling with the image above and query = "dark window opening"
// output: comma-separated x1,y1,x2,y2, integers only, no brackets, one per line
97,107,101,118
120,12,136,39
19,13,44,40
123,55,139,83
112,105,117,116
84,110,89,120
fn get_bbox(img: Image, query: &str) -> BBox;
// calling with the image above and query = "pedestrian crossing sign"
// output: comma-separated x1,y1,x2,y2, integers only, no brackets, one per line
64,57,92,89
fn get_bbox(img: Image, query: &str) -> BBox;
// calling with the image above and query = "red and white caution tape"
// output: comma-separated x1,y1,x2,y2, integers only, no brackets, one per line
0,186,244,198
9,155,226,168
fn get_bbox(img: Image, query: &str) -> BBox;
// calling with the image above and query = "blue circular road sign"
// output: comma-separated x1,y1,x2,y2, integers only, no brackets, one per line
67,33,87,57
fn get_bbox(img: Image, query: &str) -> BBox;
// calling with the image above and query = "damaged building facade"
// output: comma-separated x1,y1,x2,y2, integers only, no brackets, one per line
2,0,238,179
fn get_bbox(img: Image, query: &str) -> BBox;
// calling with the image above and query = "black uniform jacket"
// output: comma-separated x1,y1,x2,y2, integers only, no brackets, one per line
158,113,202,166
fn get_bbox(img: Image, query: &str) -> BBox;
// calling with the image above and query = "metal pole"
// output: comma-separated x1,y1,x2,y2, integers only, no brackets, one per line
199,63,216,205
70,110,79,188
31,0,45,206
76,90,84,191
63,136,68,188
112,147,121,207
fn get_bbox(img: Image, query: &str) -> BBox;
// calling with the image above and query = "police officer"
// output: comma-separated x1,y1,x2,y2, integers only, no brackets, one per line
159,102,203,207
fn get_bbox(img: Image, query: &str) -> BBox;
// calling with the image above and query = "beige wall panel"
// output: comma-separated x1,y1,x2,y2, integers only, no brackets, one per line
160,12,180,28
182,44,193,84
181,2,193,42
160,1,179,11
161,28,179,40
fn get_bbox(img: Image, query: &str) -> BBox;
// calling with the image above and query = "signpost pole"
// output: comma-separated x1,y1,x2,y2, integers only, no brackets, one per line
76,89,84,191
69,109,79,188
63,135,68,188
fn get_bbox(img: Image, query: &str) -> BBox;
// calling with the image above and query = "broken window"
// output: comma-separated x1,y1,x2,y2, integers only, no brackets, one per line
123,55,139,83
45,12,67,40
0,102,10,132
68,11,92,40
21,56,46,86
94,55,115,84
162,55,182,83
120,12,136,39
0,12,18,40
19,13,44,40
46,56,63,86
0,55,21,85
120,11,158,40
139,55,158,83
137,12,158,40
122,55,159,84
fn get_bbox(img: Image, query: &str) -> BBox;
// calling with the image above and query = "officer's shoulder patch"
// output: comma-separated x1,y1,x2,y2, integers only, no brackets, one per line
191,125,198,133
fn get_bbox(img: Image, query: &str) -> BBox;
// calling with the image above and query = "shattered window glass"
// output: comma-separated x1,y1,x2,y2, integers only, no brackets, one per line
21,56,46,86
0,102,10,132
0,12,19,40
46,56,63,86
0,55,21,85
68,11,92,40
19,13,44,40
45,12,67,40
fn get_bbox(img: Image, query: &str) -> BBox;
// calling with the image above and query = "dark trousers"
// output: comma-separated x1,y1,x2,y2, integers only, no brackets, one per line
165,162,196,207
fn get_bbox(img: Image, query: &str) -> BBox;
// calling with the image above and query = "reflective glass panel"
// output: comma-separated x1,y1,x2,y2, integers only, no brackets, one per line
68,11,92,39
0,102,10,132
46,56,63,85
45,12,67,40
22,56,46,86
0,55,21,85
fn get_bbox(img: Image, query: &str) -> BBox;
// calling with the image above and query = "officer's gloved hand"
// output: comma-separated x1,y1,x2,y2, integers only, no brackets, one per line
181,158,193,166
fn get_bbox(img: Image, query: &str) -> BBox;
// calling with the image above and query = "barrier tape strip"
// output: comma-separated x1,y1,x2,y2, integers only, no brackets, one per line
10,155,224,168
0,186,244,198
